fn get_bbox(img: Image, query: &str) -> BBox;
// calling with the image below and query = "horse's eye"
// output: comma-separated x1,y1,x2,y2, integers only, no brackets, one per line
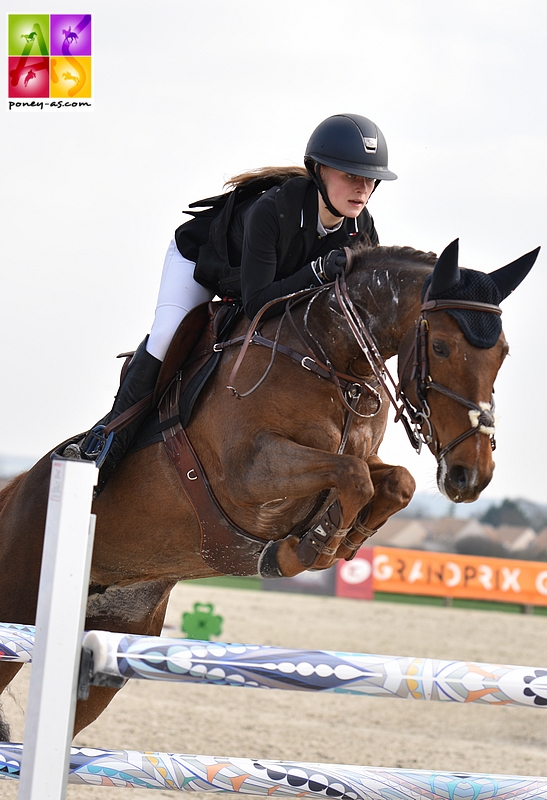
432,340,450,357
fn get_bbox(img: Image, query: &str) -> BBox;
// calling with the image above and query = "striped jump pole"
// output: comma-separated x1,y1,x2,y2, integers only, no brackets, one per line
0,623,35,662
1,743,547,798
79,629,547,709
3,622,547,709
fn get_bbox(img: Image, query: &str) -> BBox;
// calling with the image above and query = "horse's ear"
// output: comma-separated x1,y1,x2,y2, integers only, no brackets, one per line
430,239,460,295
489,247,541,301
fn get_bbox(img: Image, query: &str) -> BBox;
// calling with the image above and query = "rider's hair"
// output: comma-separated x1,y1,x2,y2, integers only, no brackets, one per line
224,165,308,190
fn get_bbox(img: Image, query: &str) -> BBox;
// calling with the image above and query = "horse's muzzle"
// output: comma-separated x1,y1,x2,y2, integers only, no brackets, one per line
438,460,494,504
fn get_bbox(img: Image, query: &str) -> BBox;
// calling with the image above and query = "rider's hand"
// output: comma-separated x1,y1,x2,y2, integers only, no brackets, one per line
316,249,347,283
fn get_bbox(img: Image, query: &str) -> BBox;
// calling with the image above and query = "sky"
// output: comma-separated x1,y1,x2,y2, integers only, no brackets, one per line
1,0,546,509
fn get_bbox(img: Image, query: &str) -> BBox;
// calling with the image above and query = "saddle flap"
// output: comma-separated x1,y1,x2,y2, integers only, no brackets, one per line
152,302,212,407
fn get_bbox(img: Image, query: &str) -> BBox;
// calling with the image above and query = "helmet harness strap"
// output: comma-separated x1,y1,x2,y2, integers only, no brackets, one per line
309,161,381,223
310,162,344,219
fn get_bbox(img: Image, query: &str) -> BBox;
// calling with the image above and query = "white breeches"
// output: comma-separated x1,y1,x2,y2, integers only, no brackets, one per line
146,238,214,361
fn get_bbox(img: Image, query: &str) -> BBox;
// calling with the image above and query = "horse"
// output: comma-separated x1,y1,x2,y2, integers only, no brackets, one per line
0,238,538,741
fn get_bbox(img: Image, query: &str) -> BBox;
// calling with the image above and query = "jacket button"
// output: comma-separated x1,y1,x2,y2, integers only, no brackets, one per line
279,213,284,219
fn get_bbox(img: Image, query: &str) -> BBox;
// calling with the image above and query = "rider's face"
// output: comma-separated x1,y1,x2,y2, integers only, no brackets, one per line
319,166,375,221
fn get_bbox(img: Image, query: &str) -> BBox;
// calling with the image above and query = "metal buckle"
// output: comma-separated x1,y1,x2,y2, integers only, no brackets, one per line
301,356,315,371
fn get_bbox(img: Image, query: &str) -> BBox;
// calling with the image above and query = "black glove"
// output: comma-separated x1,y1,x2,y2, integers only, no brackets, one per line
314,249,347,283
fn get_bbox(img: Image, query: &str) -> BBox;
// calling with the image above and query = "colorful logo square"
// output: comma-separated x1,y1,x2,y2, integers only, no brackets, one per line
8,14,50,56
7,13,93,109
50,56,92,98
50,15,92,56
8,56,49,97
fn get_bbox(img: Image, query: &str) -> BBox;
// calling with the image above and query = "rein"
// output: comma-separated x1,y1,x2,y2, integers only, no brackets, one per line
220,286,383,419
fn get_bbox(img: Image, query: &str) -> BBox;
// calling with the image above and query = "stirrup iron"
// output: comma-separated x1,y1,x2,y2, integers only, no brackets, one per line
80,425,115,469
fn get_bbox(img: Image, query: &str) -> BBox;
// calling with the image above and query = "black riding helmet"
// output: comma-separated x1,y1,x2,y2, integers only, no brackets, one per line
304,113,397,218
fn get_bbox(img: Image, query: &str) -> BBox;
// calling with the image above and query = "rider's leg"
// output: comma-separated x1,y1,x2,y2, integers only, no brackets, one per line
63,240,214,492
147,239,214,360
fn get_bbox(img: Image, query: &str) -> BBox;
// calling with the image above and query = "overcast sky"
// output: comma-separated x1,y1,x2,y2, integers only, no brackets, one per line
2,0,546,508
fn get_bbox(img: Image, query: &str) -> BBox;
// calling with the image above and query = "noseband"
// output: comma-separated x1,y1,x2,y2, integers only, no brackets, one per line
396,295,501,461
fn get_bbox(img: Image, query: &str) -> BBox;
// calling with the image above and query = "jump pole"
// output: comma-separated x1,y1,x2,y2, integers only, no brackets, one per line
4,743,547,797
18,458,97,800
3,627,547,711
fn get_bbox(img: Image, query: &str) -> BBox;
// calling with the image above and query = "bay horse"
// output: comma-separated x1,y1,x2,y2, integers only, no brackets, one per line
0,238,538,741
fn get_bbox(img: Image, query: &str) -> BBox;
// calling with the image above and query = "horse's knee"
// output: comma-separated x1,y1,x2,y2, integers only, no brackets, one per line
380,466,415,511
336,458,374,521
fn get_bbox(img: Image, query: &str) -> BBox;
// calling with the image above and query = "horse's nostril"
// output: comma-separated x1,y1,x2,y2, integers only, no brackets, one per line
449,465,469,492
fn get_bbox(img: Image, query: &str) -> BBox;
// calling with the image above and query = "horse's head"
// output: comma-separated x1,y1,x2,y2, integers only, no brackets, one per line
399,239,539,503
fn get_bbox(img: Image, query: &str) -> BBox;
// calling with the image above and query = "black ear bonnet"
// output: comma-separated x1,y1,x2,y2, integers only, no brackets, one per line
421,269,502,349
421,240,540,349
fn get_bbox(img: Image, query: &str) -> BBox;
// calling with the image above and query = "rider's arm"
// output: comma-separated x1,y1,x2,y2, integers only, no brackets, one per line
240,192,320,320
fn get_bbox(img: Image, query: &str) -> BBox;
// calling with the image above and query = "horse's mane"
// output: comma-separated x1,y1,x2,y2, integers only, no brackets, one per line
225,165,308,190
0,472,27,514
351,241,438,268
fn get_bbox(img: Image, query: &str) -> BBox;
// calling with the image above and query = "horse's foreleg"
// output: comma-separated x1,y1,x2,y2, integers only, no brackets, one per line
0,662,24,741
337,456,416,560
229,432,374,527
226,432,375,577
73,579,176,737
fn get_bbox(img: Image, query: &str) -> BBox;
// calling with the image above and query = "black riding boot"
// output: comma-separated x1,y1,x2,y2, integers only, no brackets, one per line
63,337,161,493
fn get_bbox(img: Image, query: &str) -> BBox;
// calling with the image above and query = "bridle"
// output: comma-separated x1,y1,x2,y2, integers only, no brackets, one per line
394,293,501,461
224,265,502,463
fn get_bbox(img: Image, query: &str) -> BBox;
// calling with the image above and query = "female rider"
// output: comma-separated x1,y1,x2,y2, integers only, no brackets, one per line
63,113,397,490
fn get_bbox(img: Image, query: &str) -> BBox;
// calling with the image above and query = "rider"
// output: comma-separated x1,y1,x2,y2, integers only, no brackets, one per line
63,113,397,489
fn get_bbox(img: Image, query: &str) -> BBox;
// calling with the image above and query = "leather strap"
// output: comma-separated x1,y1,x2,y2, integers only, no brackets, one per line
216,332,381,397
421,298,502,315
159,380,267,576
104,394,153,436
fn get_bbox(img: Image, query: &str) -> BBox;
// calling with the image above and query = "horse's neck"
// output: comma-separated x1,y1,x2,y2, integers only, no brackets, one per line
347,263,431,357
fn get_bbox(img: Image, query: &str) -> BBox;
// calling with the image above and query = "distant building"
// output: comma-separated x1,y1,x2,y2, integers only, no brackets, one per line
361,518,427,549
367,515,539,559
534,528,547,557
483,524,537,553
421,517,485,550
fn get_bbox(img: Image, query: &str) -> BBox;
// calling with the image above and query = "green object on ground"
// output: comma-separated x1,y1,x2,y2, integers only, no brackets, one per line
181,602,223,640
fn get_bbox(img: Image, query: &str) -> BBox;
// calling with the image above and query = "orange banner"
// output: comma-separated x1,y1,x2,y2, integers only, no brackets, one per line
372,547,547,606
